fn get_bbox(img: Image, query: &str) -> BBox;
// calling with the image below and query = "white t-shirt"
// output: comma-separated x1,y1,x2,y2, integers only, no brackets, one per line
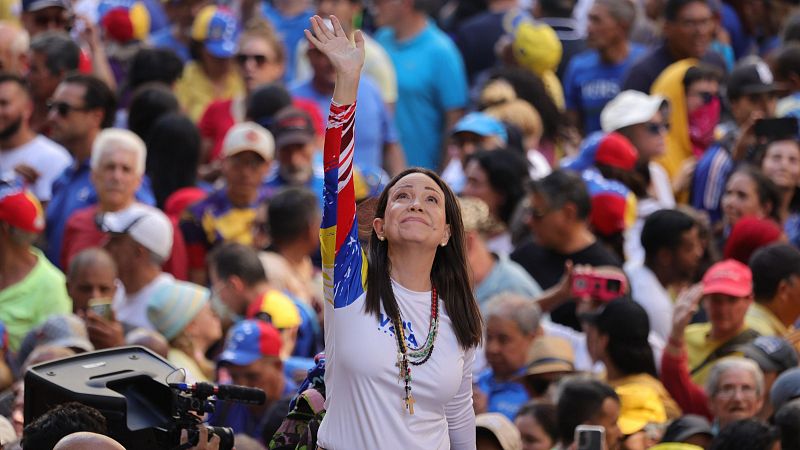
0,135,71,201
112,273,174,330
625,263,674,343
318,280,476,450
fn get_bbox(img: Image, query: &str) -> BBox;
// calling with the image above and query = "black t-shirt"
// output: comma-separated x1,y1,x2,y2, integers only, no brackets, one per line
510,240,622,331
454,11,507,83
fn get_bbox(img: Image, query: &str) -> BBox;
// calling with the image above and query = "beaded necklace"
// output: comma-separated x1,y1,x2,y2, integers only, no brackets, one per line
392,285,439,415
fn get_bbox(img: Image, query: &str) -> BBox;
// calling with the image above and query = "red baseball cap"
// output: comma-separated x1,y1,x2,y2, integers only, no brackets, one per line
0,188,44,233
702,259,753,297
595,132,639,171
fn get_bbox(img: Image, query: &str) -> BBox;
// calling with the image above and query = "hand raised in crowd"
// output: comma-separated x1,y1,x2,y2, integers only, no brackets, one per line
82,310,126,349
305,15,364,77
731,111,765,161
669,283,704,346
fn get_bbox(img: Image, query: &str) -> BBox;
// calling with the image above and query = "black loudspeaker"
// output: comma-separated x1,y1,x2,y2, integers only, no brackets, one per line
24,346,178,450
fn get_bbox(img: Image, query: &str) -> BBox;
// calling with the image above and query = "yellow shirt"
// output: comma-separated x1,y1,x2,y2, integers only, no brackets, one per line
684,323,754,386
746,302,788,337
608,373,682,420
175,61,244,122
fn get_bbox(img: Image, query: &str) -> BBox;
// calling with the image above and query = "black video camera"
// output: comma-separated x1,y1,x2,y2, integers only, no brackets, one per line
24,346,266,450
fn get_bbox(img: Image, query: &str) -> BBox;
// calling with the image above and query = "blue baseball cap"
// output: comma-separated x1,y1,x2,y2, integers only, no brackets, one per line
561,131,638,172
451,112,508,144
217,320,282,367
191,5,239,59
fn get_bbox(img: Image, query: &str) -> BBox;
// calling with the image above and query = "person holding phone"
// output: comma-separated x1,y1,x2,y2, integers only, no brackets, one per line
556,378,622,450
307,15,482,449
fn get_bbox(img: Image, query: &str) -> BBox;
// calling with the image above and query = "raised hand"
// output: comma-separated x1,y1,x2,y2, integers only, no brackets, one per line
670,283,704,340
305,15,365,77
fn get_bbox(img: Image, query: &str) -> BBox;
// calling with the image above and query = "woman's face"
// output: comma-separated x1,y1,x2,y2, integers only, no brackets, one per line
374,172,450,248
237,36,284,92
722,172,767,226
463,160,503,221
188,303,222,348
762,140,800,190
515,414,554,450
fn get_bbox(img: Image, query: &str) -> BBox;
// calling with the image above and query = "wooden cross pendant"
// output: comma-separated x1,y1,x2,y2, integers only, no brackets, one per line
405,393,416,415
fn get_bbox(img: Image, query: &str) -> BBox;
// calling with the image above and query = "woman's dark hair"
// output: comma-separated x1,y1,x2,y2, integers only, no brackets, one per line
145,113,201,208
516,402,558,443
128,82,180,142
365,168,483,349
606,333,658,377
464,149,530,225
728,164,783,224
597,163,648,198
485,67,566,142
756,138,800,213
128,47,184,91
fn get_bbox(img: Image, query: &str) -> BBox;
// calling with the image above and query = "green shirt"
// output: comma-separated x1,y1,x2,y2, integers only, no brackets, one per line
0,249,71,351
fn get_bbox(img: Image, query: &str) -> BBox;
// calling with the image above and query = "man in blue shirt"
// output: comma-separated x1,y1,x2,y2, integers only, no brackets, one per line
622,0,726,94
45,74,154,268
290,43,403,176
476,293,541,420
212,320,297,443
563,0,646,134
373,0,468,170
261,0,314,82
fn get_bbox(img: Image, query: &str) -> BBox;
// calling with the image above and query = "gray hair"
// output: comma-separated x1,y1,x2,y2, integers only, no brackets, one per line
90,128,147,176
706,357,765,398
484,292,541,335
595,0,637,32
29,31,79,75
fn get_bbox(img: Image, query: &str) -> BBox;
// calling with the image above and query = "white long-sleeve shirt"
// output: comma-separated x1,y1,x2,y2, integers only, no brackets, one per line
318,281,477,449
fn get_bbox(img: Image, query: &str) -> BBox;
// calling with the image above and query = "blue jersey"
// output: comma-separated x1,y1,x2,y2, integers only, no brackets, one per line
563,45,646,134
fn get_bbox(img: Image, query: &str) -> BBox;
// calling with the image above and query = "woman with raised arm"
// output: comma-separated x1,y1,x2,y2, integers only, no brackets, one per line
307,15,483,450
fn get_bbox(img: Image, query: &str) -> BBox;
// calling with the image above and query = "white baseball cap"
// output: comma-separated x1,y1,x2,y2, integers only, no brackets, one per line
222,121,275,161
98,204,173,261
600,90,667,133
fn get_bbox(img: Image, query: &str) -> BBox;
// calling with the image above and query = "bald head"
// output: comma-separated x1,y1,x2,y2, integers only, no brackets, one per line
0,22,29,75
54,432,125,450
67,247,118,313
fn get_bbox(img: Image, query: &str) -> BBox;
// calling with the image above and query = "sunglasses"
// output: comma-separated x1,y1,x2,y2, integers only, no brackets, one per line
236,53,269,67
645,122,670,135
46,100,89,117
33,11,69,28
693,91,718,105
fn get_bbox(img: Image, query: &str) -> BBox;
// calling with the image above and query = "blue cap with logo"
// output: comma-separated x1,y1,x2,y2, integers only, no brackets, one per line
191,5,239,59
217,320,282,366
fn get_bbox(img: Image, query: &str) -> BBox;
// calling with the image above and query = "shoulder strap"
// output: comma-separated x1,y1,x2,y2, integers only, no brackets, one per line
690,329,760,376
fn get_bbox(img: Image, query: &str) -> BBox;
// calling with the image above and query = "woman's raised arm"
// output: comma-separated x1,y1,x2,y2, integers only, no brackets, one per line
304,15,364,105
310,16,368,310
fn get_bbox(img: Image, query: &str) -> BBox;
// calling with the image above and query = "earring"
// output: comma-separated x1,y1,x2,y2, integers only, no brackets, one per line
440,241,447,247
378,235,385,241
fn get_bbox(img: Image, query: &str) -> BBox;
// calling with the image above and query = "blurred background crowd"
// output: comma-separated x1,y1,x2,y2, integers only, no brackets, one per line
4,0,800,448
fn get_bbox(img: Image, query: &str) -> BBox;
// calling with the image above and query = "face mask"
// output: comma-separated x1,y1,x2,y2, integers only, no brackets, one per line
688,96,721,158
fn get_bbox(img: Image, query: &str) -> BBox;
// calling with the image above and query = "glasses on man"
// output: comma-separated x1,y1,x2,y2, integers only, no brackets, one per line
33,10,70,29
716,384,757,399
46,100,89,117
691,91,718,105
236,53,269,67
645,122,670,135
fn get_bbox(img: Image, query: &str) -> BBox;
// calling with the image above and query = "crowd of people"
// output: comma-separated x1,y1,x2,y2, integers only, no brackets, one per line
2,0,800,448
